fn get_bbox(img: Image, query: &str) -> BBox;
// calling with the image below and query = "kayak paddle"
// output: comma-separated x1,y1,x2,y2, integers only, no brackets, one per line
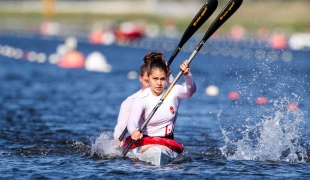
118,0,218,142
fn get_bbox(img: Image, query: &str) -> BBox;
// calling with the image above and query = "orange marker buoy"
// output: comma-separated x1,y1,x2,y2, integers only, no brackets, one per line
58,50,85,68
287,103,298,111
228,91,239,100
256,97,268,105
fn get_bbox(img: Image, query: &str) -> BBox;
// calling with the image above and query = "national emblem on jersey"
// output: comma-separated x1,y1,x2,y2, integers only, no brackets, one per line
169,106,174,114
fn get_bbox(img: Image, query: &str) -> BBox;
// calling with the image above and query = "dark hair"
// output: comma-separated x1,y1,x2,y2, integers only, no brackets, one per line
147,58,168,76
143,52,165,65
140,52,165,76
140,63,148,76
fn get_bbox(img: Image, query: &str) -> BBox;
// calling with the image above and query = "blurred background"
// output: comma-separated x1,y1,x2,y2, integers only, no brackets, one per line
0,0,309,46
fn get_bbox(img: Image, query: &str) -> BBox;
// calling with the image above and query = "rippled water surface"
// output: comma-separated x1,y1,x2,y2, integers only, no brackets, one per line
1,35,310,179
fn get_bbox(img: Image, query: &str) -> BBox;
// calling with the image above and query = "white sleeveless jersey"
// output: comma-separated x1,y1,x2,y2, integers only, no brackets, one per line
127,73,196,137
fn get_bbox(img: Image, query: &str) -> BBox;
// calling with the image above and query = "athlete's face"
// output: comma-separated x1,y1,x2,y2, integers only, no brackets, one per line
140,72,149,90
148,69,167,96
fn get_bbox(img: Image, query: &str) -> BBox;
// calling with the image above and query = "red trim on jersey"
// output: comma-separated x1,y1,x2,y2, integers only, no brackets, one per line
170,106,175,114
124,136,184,154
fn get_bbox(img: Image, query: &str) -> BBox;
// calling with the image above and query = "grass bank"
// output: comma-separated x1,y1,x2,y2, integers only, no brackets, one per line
0,1,309,34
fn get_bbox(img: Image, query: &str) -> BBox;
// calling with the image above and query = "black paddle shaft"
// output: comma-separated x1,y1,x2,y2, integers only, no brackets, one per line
118,0,218,142
167,0,218,66
122,0,243,158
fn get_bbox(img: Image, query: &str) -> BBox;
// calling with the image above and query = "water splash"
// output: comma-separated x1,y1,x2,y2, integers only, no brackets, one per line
220,97,308,162
90,131,122,158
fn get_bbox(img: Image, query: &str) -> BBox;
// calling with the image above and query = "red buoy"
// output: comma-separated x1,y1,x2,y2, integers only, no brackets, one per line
58,50,85,68
88,30,104,44
287,103,298,111
269,34,287,50
256,97,268,105
228,91,240,100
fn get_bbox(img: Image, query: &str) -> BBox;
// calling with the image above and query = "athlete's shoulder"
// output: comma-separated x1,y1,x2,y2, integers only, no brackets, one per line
140,87,151,99
127,89,142,99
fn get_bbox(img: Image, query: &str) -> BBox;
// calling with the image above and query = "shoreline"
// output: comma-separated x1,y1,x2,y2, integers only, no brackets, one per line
0,0,309,33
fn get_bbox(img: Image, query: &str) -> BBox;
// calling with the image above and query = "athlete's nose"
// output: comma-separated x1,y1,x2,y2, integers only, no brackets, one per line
157,80,162,86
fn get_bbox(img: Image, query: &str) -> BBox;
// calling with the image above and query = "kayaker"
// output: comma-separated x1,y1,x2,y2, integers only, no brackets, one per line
113,52,173,147
127,57,196,140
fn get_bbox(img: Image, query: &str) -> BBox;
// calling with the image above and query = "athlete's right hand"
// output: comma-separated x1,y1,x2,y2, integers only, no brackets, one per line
131,130,143,140
180,60,190,75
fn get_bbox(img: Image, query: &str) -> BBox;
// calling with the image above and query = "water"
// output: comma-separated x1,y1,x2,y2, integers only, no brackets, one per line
1,34,310,179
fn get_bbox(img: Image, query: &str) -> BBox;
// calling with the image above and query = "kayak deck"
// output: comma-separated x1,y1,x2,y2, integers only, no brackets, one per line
127,144,178,167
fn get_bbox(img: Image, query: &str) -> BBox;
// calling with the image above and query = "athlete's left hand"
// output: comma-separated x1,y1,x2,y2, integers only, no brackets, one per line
114,139,124,148
180,60,190,75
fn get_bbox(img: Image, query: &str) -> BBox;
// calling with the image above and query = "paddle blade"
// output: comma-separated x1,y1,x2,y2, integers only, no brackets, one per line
201,0,243,44
167,0,218,66
178,0,218,47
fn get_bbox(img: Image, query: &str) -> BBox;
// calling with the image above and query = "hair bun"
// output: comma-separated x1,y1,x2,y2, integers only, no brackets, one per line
143,52,165,64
